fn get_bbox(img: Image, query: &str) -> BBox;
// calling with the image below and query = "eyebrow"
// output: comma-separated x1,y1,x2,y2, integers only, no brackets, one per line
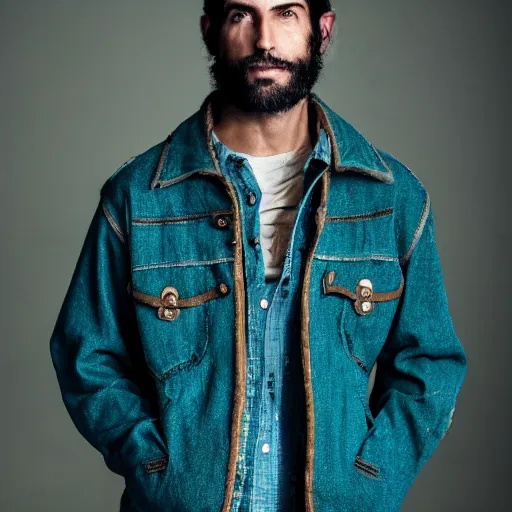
224,2,308,16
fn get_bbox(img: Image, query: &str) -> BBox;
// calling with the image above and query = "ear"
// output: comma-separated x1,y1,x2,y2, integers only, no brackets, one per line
200,14,210,42
318,11,336,54
200,13,218,56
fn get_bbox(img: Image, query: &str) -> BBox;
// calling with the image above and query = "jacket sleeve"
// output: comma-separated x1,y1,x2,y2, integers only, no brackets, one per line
358,198,467,507
49,185,169,478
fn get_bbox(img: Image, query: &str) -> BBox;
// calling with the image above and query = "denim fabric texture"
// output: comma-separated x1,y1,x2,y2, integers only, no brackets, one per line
49,90,467,512
211,128,331,512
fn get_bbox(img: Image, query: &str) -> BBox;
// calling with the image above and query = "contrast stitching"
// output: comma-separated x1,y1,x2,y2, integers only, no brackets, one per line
150,134,172,190
202,91,248,512
101,201,125,245
132,257,234,272
157,168,222,189
310,95,393,184
314,254,399,262
325,207,393,222
132,209,233,225
400,192,430,266
156,304,211,382
301,171,330,512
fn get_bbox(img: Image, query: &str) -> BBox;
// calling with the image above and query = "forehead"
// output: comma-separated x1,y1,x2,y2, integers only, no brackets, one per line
223,0,309,11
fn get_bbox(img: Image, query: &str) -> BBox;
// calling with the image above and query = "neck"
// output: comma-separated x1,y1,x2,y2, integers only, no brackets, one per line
212,93,314,156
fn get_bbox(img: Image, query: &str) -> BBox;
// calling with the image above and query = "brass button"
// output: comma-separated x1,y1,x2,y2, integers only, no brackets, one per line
361,301,372,313
357,278,373,300
219,283,229,295
162,293,177,307
158,307,180,321
355,279,374,315
327,271,336,285
161,286,179,307
360,287,371,299
164,308,177,320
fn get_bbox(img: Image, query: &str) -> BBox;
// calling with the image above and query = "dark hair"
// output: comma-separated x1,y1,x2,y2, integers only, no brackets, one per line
202,0,333,56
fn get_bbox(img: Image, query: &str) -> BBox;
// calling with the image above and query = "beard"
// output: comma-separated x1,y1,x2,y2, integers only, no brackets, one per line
208,31,324,114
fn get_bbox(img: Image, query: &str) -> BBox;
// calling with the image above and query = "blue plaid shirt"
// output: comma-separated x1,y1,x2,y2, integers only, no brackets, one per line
212,126,331,512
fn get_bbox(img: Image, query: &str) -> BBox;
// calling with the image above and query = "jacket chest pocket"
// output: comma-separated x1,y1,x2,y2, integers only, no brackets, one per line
129,265,231,381
322,259,404,374
127,208,236,381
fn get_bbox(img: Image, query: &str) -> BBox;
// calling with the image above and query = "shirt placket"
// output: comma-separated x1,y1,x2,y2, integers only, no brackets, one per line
248,159,327,512
213,132,331,512
219,154,268,512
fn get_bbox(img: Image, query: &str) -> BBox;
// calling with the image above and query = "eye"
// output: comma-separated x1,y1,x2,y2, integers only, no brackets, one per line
230,11,246,23
281,9,296,18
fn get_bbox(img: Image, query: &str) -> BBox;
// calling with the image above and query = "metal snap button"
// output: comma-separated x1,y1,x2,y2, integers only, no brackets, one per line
260,298,269,310
247,192,257,205
357,278,373,300
158,307,180,321
360,287,371,299
215,216,229,229
361,301,372,313
355,279,374,315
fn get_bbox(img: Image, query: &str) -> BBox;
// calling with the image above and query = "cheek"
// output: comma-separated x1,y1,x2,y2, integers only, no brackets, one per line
278,27,311,57
219,27,253,58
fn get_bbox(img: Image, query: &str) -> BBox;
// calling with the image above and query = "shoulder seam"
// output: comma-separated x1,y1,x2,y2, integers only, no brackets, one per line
400,192,430,266
101,200,126,245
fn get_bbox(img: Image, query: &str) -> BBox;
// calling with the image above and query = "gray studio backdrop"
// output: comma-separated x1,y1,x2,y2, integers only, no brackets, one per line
1,1,509,510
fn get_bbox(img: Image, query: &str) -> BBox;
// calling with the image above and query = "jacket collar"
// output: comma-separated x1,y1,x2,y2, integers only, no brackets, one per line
150,90,393,190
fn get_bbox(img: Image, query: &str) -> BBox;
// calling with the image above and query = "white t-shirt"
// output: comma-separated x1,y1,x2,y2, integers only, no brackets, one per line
231,141,313,281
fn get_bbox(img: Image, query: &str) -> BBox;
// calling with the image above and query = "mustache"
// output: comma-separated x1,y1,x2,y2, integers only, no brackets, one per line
239,54,295,70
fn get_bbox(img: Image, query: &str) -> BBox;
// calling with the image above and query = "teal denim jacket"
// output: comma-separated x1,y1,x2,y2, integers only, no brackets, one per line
49,90,467,512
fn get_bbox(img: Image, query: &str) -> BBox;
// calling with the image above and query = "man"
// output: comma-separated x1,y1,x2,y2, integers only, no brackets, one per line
49,1,467,511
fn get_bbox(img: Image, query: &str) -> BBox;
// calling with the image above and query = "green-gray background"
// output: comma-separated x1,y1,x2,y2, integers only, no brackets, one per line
1,0,509,510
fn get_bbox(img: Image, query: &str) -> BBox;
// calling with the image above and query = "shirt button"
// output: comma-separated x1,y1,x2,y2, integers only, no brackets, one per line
262,443,270,453
247,192,257,205
260,298,269,309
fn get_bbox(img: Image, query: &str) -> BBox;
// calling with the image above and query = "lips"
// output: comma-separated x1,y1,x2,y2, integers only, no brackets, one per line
249,62,287,69
249,64,287,71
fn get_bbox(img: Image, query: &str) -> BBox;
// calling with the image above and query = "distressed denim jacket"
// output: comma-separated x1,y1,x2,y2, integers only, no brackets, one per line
49,90,467,512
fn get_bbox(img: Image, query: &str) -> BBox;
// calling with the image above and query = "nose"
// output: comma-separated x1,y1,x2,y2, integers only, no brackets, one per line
255,17,275,52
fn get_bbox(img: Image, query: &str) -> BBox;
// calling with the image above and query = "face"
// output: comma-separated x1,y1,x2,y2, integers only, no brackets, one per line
205,1,326,114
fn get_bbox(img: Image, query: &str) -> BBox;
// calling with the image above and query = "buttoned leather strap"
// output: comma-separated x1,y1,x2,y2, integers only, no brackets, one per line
127,281,230,309
322,271,404,302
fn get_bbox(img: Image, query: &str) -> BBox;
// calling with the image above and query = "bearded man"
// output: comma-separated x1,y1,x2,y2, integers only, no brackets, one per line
49,1,467,511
